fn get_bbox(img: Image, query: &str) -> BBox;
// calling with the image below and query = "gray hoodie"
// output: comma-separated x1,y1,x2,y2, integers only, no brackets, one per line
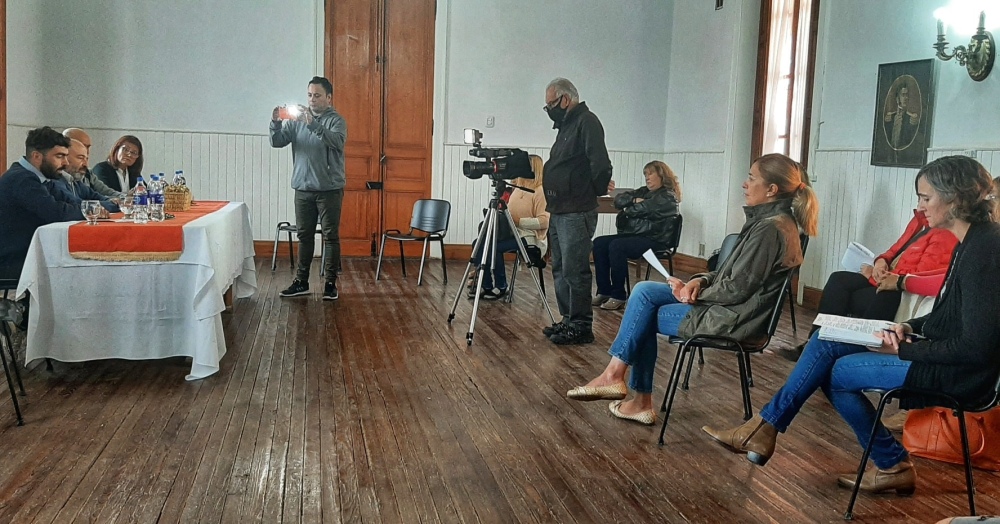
269,107,347,192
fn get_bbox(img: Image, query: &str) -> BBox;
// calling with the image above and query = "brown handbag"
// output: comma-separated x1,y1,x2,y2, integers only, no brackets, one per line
902,407,1000,471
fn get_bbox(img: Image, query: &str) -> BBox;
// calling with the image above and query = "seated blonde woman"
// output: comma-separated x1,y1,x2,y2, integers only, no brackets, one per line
592,160,681,310
567,153,819,425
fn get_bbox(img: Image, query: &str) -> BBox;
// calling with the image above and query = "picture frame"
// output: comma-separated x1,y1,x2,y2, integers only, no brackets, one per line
870,59,935,168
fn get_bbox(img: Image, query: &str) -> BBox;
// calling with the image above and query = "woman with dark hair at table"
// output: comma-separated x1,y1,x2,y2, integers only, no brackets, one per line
703,156,1000,498
591,160,681,311
93,135,144,193
567,153,818,426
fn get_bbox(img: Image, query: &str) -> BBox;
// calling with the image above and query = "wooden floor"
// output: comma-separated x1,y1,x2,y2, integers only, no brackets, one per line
0,257,997,523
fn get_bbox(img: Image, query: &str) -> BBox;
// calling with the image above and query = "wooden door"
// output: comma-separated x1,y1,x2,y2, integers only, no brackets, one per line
327,0,435,257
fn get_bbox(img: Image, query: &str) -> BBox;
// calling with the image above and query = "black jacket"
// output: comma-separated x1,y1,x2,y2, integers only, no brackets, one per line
542,102,612,214
899,221,1000,408
614,187,679,247
93,161,140,192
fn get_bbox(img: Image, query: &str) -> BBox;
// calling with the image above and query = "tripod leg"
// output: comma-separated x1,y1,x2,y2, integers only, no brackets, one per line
466,207,500,345
448,216,491,322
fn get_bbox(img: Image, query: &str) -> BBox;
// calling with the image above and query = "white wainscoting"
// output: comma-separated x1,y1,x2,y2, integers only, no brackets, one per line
8,124,298,242
802,148,1000,291
436,143,727,259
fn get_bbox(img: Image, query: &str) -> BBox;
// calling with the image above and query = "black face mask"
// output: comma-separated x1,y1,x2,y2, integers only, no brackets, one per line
546,96,567,124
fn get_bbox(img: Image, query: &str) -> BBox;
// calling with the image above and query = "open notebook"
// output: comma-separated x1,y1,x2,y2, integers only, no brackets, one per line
813,313,894,347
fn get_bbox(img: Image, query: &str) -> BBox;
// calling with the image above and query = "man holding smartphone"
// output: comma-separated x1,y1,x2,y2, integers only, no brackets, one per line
270,76,348,300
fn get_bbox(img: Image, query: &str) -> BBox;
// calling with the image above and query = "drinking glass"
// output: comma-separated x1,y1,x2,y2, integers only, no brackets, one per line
82,200,101,225
119,194,134,221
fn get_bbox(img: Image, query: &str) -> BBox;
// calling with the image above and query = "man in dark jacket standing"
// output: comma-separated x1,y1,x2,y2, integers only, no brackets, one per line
541,78,613,345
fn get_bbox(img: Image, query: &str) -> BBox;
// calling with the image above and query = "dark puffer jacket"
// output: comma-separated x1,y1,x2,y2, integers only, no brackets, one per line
613,186,680,247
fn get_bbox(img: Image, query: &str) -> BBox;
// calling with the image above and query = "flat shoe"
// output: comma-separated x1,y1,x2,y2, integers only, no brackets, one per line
566,382,627,401
600,298,627,310
608,400,656,426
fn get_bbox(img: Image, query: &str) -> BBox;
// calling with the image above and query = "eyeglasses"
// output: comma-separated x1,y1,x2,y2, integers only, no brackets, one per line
120,147,140,157
543,95,564,113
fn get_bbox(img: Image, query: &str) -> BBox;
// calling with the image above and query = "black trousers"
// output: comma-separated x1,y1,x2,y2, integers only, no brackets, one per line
816,271,902,323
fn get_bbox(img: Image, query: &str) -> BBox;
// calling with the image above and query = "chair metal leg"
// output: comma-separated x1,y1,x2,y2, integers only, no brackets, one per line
745,353,754,388
844,392,896,520
956,409,978,515
788,285,798,333
0,331,24,426
537,267,545,296
657,342,691,445
439,238,448,284
1,324,25,396
271,223,283,271
375,234,388,281
417,238,429,286
698,347,705,365
667,256,674,276
682,345,698,390
398,240,407,277
287,230,296,269
736,351,752,420
506,258,519,304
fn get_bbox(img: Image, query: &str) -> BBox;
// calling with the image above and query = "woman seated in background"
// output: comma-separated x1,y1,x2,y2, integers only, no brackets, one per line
566,153,818,425
703,156,1000,498
592,160,682,310
780,202,958,362
93,135,144,193
468,154,549,300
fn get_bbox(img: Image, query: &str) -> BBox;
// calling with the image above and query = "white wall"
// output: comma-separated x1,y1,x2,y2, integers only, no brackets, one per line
802,0,1000,291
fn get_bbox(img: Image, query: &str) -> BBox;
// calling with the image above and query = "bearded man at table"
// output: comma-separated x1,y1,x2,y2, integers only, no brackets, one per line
53,139,120,213
0,127,85,282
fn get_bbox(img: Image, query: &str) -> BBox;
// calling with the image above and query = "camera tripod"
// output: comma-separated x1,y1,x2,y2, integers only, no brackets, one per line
447,179,555,346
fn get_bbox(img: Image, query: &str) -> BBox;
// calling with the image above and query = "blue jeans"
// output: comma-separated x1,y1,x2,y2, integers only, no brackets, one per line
607,281,692,394
471,237,520,290
549,211,598,330
593,234,660,300
760,331,911,469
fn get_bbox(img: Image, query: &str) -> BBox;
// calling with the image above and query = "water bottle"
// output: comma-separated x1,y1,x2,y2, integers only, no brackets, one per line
173,170,186,186
149,174,165,222
133,177,149,224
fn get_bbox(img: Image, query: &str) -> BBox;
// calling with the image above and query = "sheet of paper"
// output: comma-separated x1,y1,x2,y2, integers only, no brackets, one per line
840,241,876,273
813,313,894,347
642,249,671,280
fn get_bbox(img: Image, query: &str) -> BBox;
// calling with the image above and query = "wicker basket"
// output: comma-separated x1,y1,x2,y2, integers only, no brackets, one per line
164,188,193,211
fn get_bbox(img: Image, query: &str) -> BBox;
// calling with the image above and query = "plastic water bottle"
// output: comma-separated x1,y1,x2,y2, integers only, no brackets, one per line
149,174,165,222
172,170,186,186
133,177,149,224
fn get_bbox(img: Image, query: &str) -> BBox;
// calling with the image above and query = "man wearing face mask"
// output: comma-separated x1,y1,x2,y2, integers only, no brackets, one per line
53,139,120,212
540,78,613,345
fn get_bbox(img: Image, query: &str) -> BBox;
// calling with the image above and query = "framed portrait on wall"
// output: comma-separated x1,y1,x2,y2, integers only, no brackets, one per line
870,59,935,168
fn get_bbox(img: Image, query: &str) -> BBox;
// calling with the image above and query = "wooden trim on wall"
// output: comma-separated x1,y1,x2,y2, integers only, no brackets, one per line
749,0,773,163
801,285,822,311
798,0,821,168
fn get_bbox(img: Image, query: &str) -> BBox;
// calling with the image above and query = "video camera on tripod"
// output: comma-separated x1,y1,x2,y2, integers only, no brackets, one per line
462,128,533,181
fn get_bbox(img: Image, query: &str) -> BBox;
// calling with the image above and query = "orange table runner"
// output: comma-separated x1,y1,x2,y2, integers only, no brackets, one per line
68,201,229,262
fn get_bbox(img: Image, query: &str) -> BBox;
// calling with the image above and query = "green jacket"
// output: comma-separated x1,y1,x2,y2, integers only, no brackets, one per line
677,199,803,341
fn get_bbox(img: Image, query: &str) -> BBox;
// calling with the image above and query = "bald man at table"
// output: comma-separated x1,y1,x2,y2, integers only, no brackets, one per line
62,127,125,200
0,127,84,282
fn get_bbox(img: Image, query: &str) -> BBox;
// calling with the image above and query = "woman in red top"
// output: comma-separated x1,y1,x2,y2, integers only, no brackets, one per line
784,208,958,360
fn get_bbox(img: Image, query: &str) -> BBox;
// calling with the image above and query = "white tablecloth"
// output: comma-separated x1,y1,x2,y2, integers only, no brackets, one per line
16,202,257,380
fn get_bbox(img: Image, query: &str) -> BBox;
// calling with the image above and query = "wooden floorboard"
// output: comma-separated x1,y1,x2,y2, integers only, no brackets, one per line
0,256,997,523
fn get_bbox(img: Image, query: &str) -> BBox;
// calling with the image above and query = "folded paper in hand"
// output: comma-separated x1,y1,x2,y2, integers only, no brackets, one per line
642,249,671,280
813,313,894,347
841,242,876,273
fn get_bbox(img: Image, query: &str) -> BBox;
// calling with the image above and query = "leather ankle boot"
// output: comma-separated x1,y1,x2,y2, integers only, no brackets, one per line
702,414,778,466
837,460,916,495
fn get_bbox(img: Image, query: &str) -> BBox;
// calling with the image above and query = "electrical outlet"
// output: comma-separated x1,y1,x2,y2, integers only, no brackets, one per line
698,243,705,257
486,116,495,128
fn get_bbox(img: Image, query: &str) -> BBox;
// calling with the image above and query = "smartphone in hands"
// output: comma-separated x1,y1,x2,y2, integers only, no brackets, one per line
277,105,304,120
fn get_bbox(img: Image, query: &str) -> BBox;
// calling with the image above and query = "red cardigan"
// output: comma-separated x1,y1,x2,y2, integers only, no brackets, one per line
869,210,958,290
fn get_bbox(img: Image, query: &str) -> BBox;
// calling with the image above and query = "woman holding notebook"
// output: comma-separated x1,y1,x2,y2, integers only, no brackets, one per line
566,154,818,426
703,156,1000,498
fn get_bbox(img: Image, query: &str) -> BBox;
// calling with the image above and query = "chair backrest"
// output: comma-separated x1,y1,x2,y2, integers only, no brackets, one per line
410,199,451,235
799,232,810,258
716,233,741,268
663,214,683,254
764,269,796,338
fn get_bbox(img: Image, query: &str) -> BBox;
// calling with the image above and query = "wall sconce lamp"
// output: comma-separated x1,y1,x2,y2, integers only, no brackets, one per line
934,10,995,81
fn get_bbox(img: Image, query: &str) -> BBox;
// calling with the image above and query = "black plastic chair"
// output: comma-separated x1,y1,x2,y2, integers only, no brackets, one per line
656,269,795,445
625,214,684,291
0,279,25,426
843,377,1000,520
270,222,327,276
375,199,451,286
